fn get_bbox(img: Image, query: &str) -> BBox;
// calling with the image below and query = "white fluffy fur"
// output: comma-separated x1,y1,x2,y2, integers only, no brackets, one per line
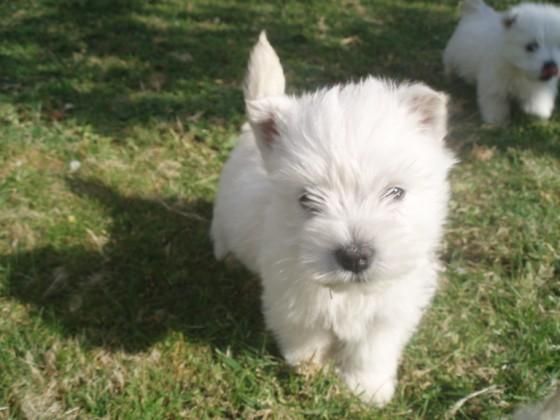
443,0,560,124
211,32,455,406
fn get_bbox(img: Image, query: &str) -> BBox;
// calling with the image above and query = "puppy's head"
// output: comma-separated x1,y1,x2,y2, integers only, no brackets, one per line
501,3,560,81
247,79,455,288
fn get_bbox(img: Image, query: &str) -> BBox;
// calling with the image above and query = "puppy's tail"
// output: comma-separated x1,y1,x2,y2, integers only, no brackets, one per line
244,31,285,101
461,0,491,16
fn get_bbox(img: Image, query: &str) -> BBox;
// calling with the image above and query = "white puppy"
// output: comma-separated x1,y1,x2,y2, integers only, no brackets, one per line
211,32,455,406
443,0,560,124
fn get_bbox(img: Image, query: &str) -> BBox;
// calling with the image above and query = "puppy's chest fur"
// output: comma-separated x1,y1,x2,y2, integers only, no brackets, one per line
318,288,381,341
282,276,392,339
266,255,437,341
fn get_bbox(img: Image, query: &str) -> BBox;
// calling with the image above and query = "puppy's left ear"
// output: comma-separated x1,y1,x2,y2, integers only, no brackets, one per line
398,83,448,140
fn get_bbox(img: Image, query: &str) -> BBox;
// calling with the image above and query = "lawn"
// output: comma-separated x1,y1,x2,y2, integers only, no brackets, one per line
0,0,559,418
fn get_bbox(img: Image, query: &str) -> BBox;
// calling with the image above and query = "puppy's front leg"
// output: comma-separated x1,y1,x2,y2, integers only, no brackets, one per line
478,87,510,125
476,70,511,124
337,314,421,407
337,330,399,406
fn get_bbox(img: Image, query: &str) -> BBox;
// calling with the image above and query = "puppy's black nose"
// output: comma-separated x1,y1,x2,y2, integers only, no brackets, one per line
334,244,374,274
541,61,558,80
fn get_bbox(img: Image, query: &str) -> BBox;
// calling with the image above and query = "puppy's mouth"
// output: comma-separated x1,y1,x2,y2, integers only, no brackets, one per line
311,268,373,288
540,64,559,81
346,272,369,284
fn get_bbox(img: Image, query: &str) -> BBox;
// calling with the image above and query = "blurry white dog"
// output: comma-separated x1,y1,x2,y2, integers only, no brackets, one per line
211,32,455,406
443,0,560,124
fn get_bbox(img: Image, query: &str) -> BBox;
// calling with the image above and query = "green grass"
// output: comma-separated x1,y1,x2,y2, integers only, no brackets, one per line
1,0,559,418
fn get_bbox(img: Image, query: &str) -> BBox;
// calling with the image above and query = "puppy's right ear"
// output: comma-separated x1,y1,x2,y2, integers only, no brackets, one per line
246,96,293,170
397,83,448,141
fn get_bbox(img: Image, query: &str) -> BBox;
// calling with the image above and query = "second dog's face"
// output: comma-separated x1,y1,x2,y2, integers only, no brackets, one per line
248,80,455,288
502,6,560,82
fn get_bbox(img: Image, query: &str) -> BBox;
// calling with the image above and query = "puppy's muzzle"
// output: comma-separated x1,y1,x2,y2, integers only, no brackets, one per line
334,243,374,274
540,61,559,81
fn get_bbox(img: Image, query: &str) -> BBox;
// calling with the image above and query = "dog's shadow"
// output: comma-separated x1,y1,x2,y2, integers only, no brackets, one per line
1,177,267,353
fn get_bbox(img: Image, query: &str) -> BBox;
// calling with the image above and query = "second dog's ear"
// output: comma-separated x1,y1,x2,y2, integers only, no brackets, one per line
503,12,517,28
398,83,448,141
246,96,293,169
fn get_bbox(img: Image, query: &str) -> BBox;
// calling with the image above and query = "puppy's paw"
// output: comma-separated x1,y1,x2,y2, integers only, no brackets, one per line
294,360,327,380
284,346,329,369
277,329,334,369
341,370,396,407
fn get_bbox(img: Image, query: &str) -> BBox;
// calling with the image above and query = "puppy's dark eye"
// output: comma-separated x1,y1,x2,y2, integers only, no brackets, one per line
299,191,323,214
382,186,406,201
526,41,539,53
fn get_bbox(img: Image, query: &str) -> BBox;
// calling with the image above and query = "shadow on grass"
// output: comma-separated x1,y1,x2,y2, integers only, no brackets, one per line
1,177,267,353
1,0,247,132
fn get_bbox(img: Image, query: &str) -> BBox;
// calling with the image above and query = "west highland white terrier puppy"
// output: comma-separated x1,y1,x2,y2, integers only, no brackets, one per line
211,32,455,406
443,0,560,124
